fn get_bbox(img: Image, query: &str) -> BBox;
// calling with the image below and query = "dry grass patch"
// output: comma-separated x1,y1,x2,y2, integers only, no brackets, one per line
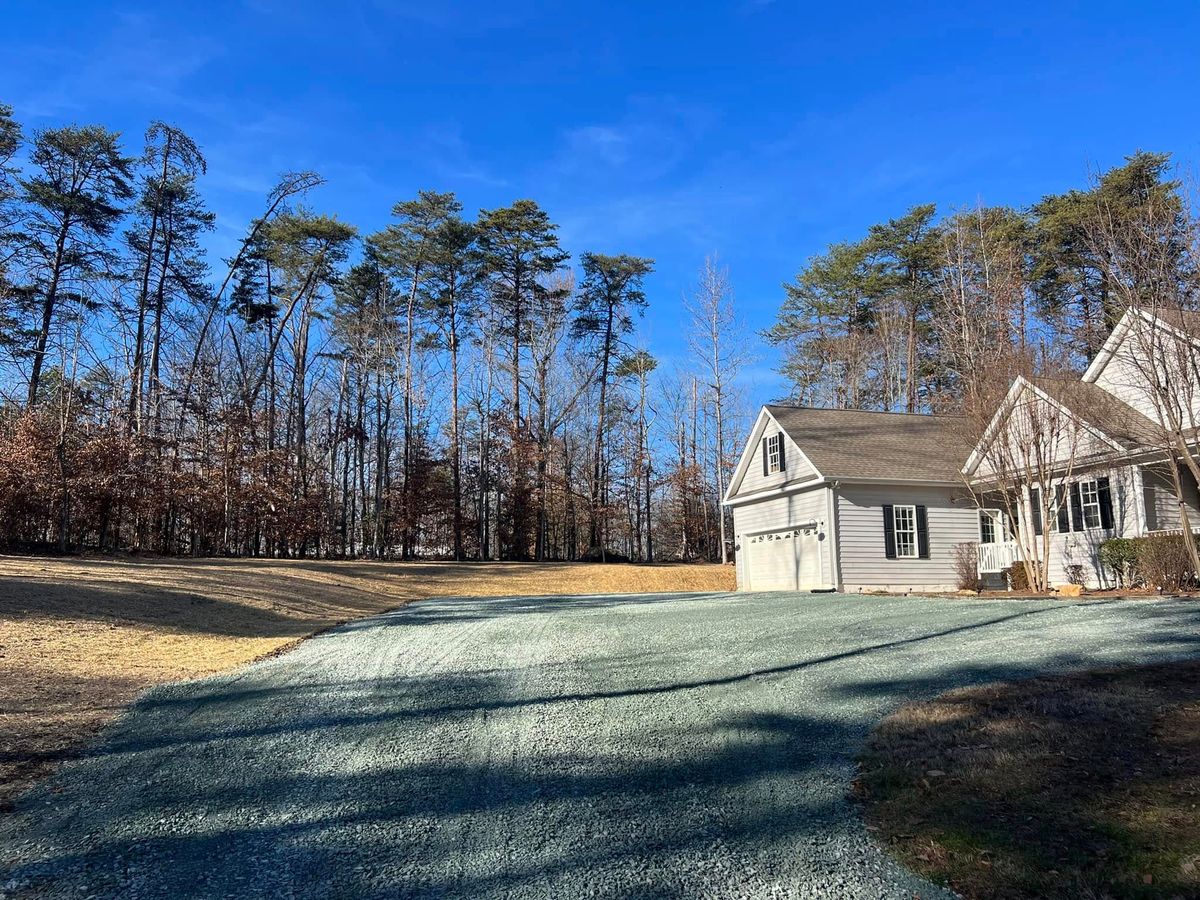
0,555,732,810
855,662,1200,899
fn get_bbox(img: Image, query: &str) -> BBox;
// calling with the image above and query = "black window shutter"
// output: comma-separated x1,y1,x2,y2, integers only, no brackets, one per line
777,433,786,472
1070,483,1084,532
882,505,896,559
1097,477,1114,529
1030,488,1043,536
1055,485,1070,532
916,505,930,558
761,438,768,476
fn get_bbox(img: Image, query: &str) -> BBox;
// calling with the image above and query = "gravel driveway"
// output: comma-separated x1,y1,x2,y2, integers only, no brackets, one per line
3,591,1199,899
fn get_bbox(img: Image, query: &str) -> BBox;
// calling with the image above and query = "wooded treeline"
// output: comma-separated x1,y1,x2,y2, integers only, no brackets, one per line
767,151,1196,419
0,106,749,560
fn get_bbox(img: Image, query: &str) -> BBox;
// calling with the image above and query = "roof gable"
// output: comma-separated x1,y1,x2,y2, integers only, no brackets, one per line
1083,306,1200,384
962,376,1154,479
724,408,822,501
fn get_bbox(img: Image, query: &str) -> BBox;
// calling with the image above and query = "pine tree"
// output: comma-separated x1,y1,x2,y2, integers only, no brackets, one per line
865,204,939,412
21,125,134,405
0,104,24,365
1031,151,1184,359
423,214,482,560
476,199,569,558
125,123,213,433
375,191,460,558
573,252,653,558
768,240,881,408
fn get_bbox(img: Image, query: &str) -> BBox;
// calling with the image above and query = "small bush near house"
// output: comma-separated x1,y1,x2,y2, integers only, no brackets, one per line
1008,561,1030,591
1134,532,1196,593
1065,563,1086,586
1098,537,1138,588
952,542,982,591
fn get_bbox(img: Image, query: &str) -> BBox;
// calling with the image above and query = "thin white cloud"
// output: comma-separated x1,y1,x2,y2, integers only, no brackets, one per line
410,123,509,188
11,12,221,120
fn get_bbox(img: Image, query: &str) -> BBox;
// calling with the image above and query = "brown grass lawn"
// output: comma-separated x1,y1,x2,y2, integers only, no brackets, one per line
0,555,732,811
856,662,1200,900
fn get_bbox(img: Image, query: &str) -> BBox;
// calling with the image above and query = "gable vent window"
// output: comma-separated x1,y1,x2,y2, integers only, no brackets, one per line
762,433,784,475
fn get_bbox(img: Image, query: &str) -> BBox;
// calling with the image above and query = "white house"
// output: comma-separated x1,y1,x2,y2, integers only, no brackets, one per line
725,306,1200,592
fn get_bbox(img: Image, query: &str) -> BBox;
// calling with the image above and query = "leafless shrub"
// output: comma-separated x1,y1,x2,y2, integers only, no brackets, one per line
953,541,982,592
1135,532,1196,593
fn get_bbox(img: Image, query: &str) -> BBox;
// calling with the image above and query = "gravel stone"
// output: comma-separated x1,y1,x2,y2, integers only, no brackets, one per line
2,591,1198,899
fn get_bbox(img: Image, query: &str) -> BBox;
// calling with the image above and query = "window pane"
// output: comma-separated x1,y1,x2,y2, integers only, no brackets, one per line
894,505,917,558
767,434,781,473
980,512,996,544
1081,481,1101,528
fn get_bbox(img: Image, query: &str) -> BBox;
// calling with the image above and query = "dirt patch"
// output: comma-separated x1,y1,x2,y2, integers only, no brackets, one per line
0,555,732,810
855,662,1200,899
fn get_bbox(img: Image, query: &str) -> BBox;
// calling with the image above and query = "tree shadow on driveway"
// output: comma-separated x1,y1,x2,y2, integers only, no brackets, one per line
2,593,1199,899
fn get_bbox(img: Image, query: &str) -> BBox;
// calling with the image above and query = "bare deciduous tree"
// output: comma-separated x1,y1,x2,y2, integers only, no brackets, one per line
686,255,750,565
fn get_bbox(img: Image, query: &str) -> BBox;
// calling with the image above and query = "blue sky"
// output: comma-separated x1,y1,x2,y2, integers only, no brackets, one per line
3,1,1199,403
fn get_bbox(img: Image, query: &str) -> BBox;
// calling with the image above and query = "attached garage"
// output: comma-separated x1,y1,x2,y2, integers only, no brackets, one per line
724,405,973,593
742,524,822,591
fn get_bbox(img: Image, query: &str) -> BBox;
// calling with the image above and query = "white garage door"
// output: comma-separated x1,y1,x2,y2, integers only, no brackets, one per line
745,525,821,591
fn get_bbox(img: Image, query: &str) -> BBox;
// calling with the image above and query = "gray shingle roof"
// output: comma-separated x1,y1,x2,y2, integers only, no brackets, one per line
765,405,972,482
1029,377,1163,449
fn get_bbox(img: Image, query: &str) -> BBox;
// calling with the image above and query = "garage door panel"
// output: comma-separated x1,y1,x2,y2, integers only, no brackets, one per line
746,526,820,591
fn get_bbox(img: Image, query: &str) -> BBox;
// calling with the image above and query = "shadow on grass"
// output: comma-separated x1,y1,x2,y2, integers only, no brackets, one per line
854,660,1200,900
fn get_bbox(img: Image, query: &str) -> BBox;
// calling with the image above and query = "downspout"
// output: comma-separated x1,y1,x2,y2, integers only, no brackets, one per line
826,480,842,591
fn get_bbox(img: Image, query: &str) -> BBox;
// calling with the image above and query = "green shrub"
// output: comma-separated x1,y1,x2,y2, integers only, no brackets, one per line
1133,532,1197,592
1008,561,1030,591
1098,537,1138,588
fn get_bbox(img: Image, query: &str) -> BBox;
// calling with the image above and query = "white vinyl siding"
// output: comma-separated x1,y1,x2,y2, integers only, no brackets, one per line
1093,324,1200,429
1142,465,1200,532
732,486,834,590
836,484,977,592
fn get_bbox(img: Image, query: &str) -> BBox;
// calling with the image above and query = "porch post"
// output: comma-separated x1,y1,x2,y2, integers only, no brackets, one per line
1130,464,1147,536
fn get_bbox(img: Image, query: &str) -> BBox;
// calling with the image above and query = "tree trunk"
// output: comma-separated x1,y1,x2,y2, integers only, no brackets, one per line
29,220,71,406
449,314,463,560
509,263,526,559
129,138,172,431
589,300,616,559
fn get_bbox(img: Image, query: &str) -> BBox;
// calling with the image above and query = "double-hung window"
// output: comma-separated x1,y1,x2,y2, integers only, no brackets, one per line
765,433,782,474
1049,487,1066,533
893,505,918,558
1079,480,1102,529
1041,478,1111,533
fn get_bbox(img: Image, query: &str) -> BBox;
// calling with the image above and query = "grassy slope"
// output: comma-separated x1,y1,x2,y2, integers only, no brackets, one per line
856,662,1200,899
0,556,733,809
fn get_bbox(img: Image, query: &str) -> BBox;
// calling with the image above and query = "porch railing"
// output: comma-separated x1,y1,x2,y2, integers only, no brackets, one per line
978,541,1020,574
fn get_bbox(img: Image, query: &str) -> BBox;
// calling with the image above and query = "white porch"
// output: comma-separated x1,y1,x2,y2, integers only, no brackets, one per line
977,540,1020,574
